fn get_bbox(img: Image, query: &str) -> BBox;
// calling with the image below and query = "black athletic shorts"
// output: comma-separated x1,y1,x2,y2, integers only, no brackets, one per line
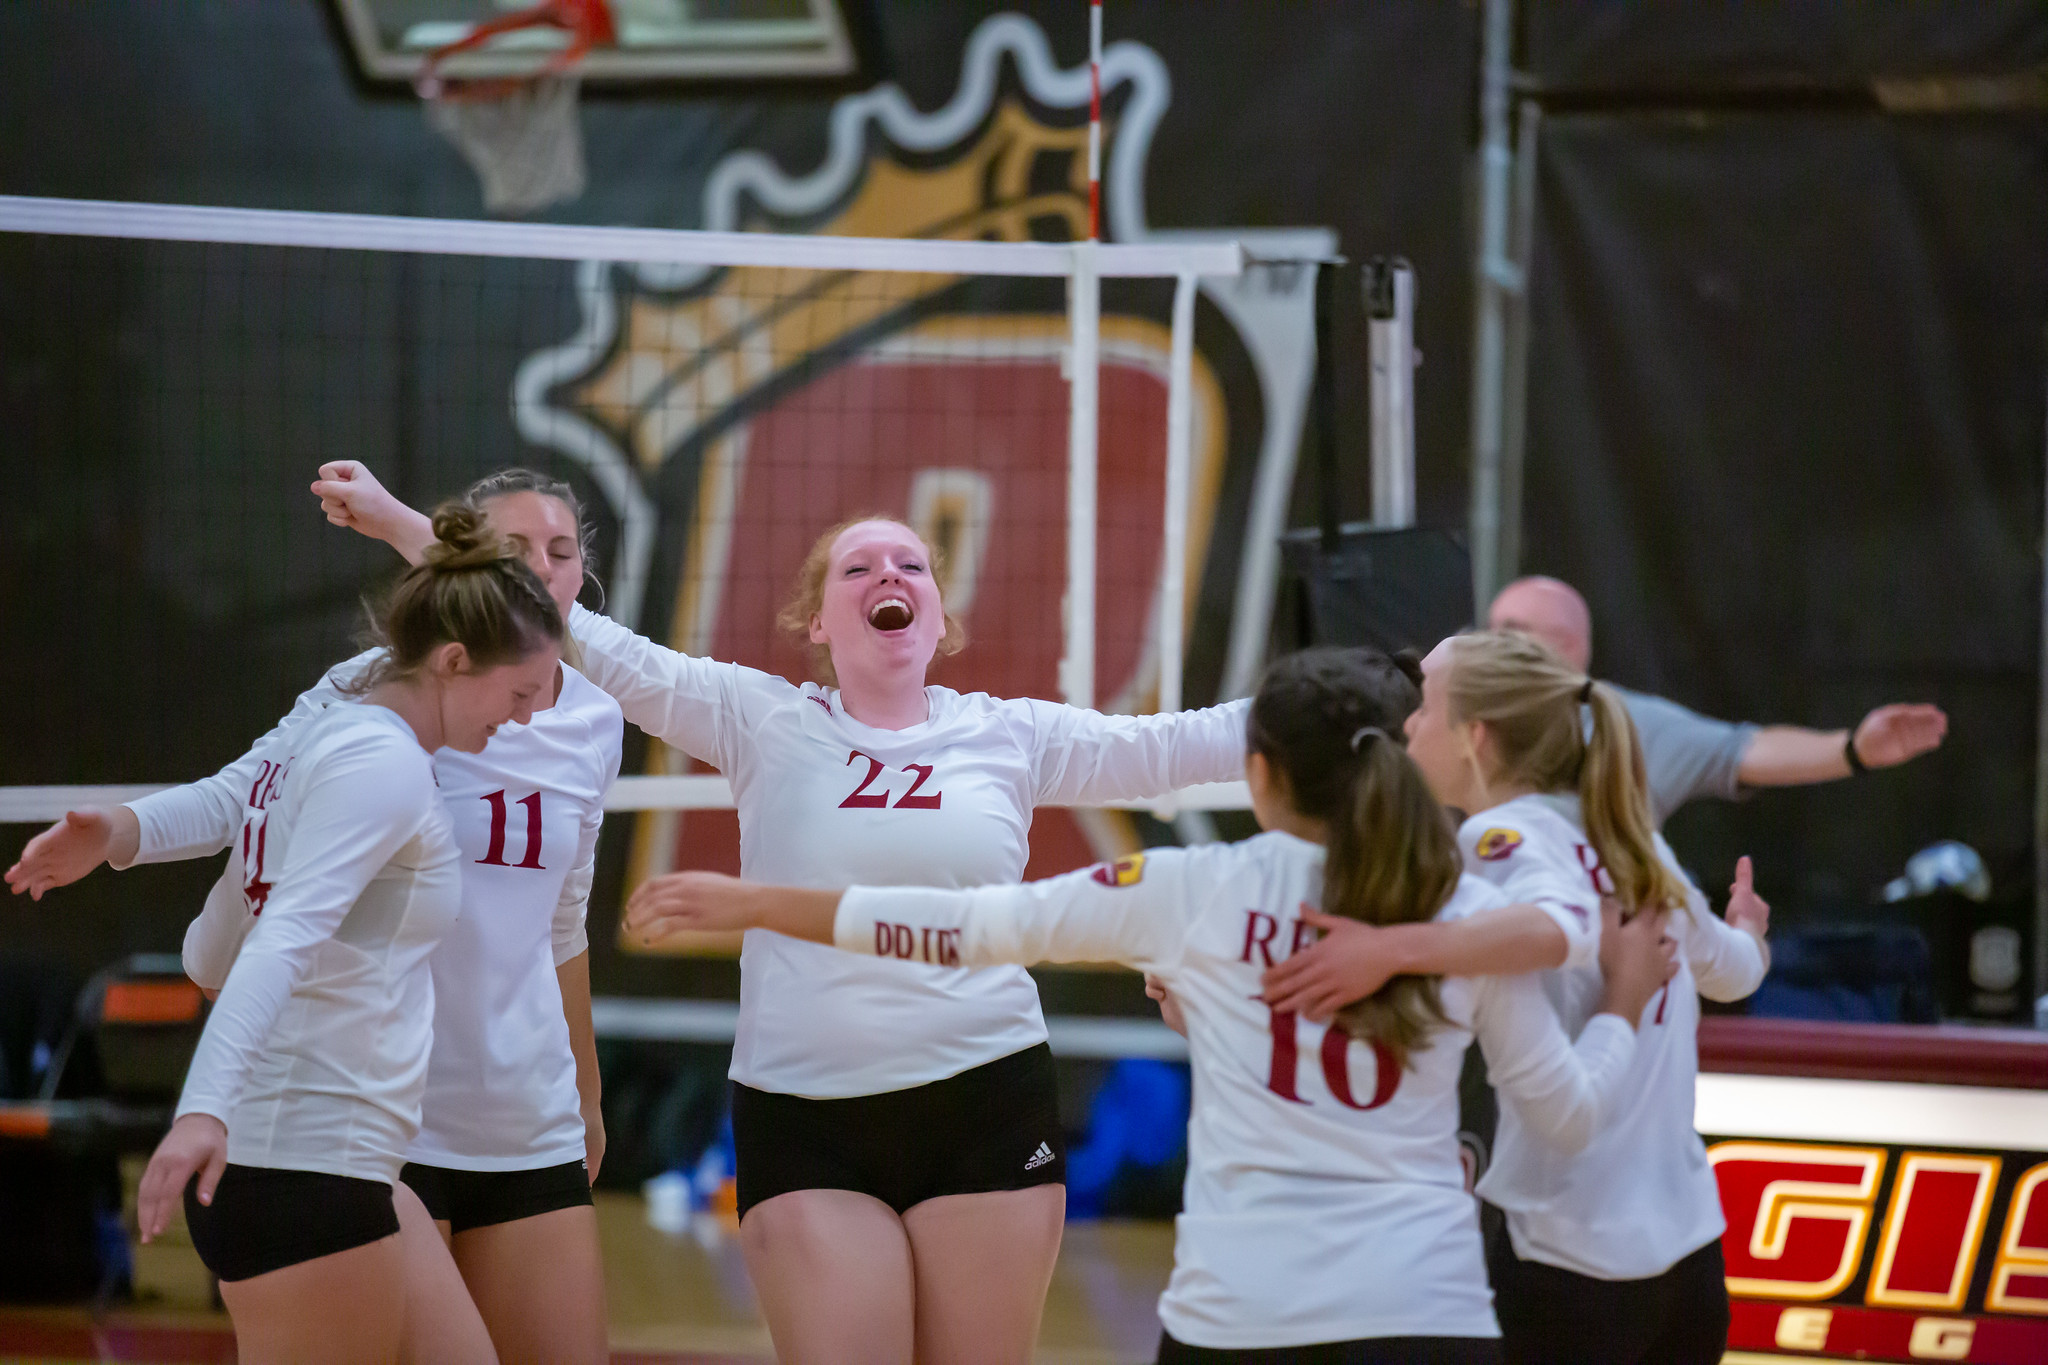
732,1041,1064,1221
399,1159,593,1234
1157,1332,1503,1364
183,1164,399,1283
1484,1210,1729,1365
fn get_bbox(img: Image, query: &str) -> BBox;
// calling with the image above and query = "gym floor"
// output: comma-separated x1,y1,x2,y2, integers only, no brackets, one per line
0,1192,1177,1364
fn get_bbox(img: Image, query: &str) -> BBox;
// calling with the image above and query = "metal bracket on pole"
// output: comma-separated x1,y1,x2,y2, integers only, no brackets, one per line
1365,257,1418,530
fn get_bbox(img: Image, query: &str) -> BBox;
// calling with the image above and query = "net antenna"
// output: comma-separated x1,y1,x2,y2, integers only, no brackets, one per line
416,0,617,216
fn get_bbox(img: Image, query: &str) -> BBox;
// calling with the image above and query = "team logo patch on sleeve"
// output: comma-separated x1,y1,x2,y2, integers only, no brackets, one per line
1474,828,1523,862
1090,853,1146,888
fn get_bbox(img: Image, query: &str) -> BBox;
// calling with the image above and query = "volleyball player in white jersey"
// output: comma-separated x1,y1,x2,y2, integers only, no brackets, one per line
623,646,1682,1364
312,461,1250,1365
127,508,564,1364
1264,630,1770,1365
10,471,624,1364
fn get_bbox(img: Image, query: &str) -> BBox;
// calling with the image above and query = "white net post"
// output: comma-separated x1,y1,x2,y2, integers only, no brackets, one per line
1151,269,1199,820
1063,238,1102,712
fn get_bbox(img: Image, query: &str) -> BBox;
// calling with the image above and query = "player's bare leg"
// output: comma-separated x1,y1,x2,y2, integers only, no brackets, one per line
740,1188,916,1364
391,1180,497,1365
218,1234,408,1365
452,1205,608,1365
903,1184,1065,1365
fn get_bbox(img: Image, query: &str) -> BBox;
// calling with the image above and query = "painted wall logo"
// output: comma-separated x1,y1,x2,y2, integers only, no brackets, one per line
1711,1139,2048,1363
510,14,1327,943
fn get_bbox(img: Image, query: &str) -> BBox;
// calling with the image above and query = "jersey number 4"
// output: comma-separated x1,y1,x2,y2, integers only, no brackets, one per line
477,790,546,869
840,750,943,810
1263,1006,1400,1110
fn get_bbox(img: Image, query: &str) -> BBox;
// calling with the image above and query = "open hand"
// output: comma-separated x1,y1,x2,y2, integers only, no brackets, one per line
5,809,117,900
1598,901,1679,1026
137,1113,228,1243
1260,907,1393,1022
1853,703,1947,769
625,870,754,946
1726,855,1770,938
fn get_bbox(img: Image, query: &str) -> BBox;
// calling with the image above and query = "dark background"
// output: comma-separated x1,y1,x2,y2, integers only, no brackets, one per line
4,1,2047,1006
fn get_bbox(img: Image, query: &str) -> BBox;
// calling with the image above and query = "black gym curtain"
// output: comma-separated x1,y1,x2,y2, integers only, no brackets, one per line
1516,3,2048,939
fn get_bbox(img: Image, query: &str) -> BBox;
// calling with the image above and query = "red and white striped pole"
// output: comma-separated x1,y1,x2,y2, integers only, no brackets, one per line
1064,0,1104,708
1087,0,1102,241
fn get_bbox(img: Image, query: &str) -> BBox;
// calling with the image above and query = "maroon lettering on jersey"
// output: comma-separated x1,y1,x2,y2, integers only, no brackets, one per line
246,758,294,812
1240,910,1281,967
1291,910,1319,956
1321,1027,1400,1111
840,750,892,808
1262,1004,1310,1104
1574,842,1616,896
240,812,273,916
894,763,943,809
808,695,833,717
914,926,962,967
875,922,918,958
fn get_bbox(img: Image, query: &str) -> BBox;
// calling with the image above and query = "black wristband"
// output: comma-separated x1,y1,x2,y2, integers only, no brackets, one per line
1844,731,1868,776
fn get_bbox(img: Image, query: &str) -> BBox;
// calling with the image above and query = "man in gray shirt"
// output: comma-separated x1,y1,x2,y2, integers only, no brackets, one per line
1488,576,1949,825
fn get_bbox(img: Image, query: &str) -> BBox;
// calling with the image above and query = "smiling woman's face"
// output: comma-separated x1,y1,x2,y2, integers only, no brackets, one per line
809,519,946,686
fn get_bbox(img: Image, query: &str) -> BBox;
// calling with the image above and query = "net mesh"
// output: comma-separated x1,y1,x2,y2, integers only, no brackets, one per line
424,76,587,216
0,207,1234,944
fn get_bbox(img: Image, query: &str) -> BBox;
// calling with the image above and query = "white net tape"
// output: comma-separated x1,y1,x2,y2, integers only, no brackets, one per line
425,76,586,215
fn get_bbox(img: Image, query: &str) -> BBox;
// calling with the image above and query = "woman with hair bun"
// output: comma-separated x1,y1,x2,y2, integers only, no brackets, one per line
311,461,1250,1365
1265,631,1771,1365
621,646,1682,1364
11,472,624,1364
130,506,565,1364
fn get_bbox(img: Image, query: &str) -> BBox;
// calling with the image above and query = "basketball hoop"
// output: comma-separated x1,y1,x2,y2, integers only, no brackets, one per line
417,0,615,216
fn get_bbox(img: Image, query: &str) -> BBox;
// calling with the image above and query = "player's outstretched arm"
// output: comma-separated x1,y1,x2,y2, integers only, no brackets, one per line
311,460,436,564
5,806,141,900
1260,902,1571,1022
627,871,841,947
1736,703,1947,787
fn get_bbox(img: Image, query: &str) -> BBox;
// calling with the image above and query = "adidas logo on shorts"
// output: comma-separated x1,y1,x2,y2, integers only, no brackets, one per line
1024,1142,1055,1171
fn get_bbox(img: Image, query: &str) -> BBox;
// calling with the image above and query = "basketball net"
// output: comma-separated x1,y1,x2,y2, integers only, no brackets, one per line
417,0,614,216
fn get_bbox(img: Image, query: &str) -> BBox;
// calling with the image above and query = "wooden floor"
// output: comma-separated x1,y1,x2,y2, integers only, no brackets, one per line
0,1192,1177,1364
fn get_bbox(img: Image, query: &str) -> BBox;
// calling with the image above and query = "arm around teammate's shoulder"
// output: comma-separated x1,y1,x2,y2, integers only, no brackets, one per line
625,844,1203,975
837,845,1198,972
1471,905,1674,1151
1023,696,1251,806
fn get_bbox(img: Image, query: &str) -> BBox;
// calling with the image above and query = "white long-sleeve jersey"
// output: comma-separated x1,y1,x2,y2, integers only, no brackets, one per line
173,704,461,1184
127,654,623,1171
830,831,1640,1348
570,605,1249,1098
1465,792,1769,1280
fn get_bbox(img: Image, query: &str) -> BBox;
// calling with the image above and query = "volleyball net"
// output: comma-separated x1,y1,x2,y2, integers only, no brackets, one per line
0,195,1252,901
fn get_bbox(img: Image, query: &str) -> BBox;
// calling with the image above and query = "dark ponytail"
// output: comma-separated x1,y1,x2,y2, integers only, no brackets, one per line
1249,648,1464,1069
350,502,565,691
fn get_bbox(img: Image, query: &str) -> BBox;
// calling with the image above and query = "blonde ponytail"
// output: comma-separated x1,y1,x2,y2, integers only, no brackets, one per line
1578,680,1687,916
1446,632,1686,916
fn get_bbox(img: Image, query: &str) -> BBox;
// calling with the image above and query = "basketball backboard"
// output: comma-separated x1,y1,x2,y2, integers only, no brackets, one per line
331,0,858,83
